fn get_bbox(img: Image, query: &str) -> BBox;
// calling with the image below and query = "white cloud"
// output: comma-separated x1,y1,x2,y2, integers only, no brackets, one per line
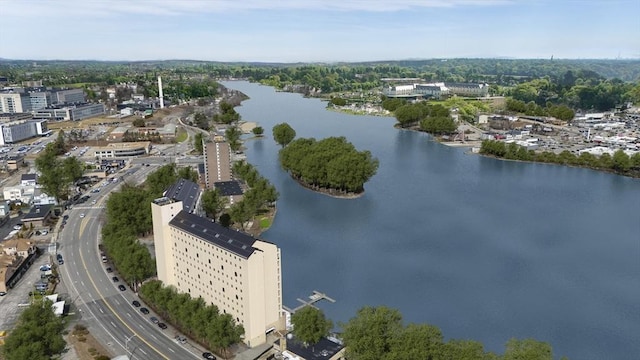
2,0,511,18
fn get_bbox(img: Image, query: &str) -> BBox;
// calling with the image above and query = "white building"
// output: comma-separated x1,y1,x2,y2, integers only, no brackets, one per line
0,119,49,145
33,103,104,121
151,198,285,347
0,92,31,113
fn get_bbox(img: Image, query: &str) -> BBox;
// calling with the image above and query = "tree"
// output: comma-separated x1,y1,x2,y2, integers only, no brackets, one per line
388,323,444,360
291,306,333,345
225,126,242,152
3,299,66,360
341,306,403,360
132,118,146,127
272,122,296,147
177,166,199,183
53,130,66,155
193,132,204,154
611,149,630,172
201,188,227,221
35,145,83,202
252,126,264,136
194,112,209,130
503,338,552,360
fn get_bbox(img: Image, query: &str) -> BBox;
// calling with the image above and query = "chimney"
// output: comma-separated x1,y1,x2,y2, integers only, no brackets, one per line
158,76,165,109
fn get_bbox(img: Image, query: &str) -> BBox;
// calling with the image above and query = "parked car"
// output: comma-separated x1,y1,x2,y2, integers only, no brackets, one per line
106,267,112,273
158,323,167,330
140,307,150,315
118,285,126,291
132,300,140,307
202,352,216,360
112,276,119,282
150,317,159,324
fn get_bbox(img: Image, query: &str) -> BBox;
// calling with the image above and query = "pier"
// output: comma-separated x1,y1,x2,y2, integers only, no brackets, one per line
283,290,335,313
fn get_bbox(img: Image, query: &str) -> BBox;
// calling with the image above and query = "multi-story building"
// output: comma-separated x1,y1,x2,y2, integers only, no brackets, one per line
0,119,48,145
33,103,104,121
0,112,33,123
0,92,31,113
382,81,489,99
54,88,86,104
29,90,53,110
151,198,284,347
203,137,232,188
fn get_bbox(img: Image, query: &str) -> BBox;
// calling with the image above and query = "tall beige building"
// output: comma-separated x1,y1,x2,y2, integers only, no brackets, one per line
151,198,284,347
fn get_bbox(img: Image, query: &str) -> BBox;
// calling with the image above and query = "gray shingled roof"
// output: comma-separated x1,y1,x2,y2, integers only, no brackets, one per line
169,210,257,258
214,180,243,196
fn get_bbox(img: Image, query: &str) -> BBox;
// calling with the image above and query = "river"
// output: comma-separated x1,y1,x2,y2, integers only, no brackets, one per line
221,81,640,359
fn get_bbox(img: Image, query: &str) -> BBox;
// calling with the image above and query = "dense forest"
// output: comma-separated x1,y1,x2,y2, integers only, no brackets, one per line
278,135,379,195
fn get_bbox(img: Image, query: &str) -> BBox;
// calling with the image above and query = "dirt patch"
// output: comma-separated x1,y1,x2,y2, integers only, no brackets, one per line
66,324,112,360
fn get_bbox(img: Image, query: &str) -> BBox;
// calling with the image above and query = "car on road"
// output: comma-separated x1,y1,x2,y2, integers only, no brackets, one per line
132,300,140,307
150,317,159,324
158,322,167,330
91,200,97,205
106,267,112,273
112,276,119,282
13,224,23,230
202,352,216,360
140,307,150,315
91,189,100,193
118,285,126,291
57,254,64,265
79,213,85,218
176,335,187,344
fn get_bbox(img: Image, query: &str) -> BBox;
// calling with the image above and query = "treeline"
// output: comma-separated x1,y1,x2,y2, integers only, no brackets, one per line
278,136,379,194
2,300,66,360
341,306,562,360
505,72,640,112
226,160,279,229
393,103,458,134
480,139,640,178
101,164,199,288
505,99,575,121
139,280,244,357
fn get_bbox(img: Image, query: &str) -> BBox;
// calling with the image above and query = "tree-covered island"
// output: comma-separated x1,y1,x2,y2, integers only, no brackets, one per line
275,124,379,197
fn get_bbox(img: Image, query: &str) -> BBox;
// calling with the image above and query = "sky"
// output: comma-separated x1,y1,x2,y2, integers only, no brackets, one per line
1,0,639,62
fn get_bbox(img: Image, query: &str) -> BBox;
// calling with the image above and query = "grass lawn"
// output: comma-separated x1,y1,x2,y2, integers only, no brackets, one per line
259,217,270,229
175,127,188,142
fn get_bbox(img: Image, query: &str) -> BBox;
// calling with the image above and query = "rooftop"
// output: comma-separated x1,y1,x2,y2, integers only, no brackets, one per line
169,210,257,258
214,180,244,196
164,178,201,213
22,204,52,221
280,335,345,360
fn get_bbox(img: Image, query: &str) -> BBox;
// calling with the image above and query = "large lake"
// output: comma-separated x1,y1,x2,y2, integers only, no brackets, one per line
221,81,640,360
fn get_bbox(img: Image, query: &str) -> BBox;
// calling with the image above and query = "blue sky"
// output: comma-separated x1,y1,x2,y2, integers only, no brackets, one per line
1,0,639,62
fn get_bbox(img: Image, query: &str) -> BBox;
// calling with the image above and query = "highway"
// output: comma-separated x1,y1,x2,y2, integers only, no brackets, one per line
57,164,202,360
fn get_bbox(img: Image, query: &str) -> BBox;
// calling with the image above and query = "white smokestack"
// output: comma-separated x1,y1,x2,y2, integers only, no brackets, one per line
158,76,165,109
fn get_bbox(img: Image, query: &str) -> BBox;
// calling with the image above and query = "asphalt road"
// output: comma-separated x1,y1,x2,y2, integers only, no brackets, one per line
58,165,202,360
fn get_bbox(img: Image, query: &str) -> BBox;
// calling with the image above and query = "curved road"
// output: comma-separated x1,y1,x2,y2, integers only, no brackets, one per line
58,165,202,360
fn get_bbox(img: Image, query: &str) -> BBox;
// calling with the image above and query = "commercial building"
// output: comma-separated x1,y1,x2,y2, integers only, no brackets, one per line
163,178,201,214
382,82,489,99
151,198,284,347
0,92,31,113
33,103,105,121
54,88,85,104
0,119,49,145
93,141,151,159
0,112,33,123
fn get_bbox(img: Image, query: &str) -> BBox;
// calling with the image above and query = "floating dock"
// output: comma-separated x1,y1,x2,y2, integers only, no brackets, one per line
283,290,335,313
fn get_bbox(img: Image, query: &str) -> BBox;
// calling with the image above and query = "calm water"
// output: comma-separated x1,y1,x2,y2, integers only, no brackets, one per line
221,81,640,360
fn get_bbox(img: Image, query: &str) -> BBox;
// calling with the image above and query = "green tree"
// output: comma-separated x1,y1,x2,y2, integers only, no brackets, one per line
34,145,83,202
53,130,66,155
341,306,403,360
201,188,227,221
225,126,242,152
3,299,66,360
291,306,333,345
611,149,630,172
503,338,553,360
252,126,264,136
194,112,209,130
177,165,199,183
193,132,204,154
388,323,444,360
272,123,296,147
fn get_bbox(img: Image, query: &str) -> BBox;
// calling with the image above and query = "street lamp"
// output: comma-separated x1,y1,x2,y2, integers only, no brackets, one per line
125,334,138,359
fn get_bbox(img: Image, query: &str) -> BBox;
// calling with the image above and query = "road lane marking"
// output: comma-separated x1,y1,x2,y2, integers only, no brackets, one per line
111,321,116,327
140,349,147,355
78,227,170,359
127,312,131,318
151,334,157,340
169,348,175,353
99,308,104,314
